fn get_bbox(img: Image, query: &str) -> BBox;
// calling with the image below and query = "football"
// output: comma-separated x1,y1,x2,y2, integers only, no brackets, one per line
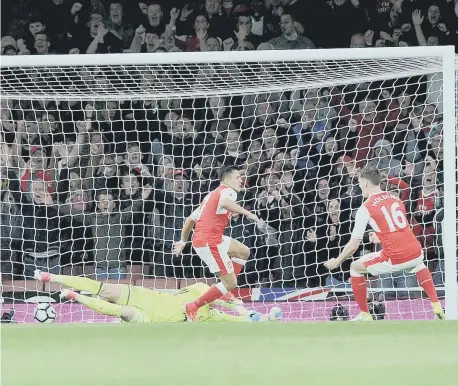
34,303,56,323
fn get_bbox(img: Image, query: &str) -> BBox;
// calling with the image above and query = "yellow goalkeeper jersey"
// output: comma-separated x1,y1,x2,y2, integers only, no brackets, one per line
125,283,213,323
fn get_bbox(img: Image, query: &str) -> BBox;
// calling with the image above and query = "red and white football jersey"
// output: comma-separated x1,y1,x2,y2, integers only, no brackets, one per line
352,191,422,264
415,189,438,214
190,185,237,247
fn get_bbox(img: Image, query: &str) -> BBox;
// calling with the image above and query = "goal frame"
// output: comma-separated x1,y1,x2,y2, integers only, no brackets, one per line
1,46,456,320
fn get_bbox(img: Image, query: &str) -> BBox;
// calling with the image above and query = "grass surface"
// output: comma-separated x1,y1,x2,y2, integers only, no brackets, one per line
2,322,458,386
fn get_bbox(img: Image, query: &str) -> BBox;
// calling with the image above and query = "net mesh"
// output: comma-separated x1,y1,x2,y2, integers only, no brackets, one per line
0,57,443,99
0,54,453,322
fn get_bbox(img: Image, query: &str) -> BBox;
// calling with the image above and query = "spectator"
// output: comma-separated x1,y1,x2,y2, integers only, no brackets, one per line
39,0,73,39
366,139,402,177
33,32,53,55
203,36,222,51
94,100,125,152
275,191,304,285
260,126,280,161
351,98,385,167
145,2,166,36
107,2,135,49
392,107,429,177
175,13,211,52
233,13,263,49
130,25,162,53
0,190,22,277
309,177,331,223
73,13,109,53
1,36,19,55
58,1,88,54
203,97,233,140
119,167,153,267
191,152,220,204
154,170,195,277
268,13,315,50
327,0,370,48
93,155,119,191
18,146,56,202
428,127,443,170
20,179,60,277
262,0,283,40
1,109,16,143
204,0,232,39
314,197,352,287
244,96,278,136
58,169,92,272
86,15,123,53
255,171,282,231
219,129,247,166
17,14,46,53
244,139,266,186
311,135,341,178
249,0,268,38
411,163,439,267
162,111,205,170
413,5,453,46
350,33,367,48
83,189,141,280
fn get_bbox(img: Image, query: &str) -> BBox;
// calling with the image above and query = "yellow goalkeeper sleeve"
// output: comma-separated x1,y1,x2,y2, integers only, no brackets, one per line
76,294,122,318
51,274,102,295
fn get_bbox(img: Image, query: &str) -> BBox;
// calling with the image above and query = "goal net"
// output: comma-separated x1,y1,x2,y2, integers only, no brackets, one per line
1,47,456,323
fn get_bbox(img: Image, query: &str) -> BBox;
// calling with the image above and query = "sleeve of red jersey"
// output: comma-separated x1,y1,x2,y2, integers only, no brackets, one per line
387,176,410,202
351,206,371,240
190,207,201,221
218,188,237,207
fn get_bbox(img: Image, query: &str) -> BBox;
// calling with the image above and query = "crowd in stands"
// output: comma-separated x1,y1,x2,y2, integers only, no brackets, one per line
1,0,456,294
1,0,457,54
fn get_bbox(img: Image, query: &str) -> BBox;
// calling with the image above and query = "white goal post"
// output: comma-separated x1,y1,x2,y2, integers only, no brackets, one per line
0,46,456,321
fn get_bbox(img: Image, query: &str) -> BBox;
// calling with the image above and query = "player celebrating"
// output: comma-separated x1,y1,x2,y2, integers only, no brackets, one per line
325,167,444,321
173,165,260,322
34,271,282,323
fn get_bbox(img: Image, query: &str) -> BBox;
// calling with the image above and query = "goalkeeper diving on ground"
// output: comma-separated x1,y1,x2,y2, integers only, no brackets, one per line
34,271,282,323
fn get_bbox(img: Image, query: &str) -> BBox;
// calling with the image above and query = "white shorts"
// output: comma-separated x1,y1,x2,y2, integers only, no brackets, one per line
360,251,425,276
193,236,234,275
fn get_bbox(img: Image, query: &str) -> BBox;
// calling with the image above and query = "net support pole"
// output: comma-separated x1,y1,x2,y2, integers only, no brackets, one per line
442,46,457,320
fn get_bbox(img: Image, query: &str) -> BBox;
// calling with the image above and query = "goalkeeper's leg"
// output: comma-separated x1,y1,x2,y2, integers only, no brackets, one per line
34,270,124,303
60,289,145,323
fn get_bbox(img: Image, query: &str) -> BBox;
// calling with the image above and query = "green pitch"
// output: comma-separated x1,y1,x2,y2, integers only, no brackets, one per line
2,322,457,386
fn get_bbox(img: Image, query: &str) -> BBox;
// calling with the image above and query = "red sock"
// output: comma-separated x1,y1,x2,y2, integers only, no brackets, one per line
193,283,227,308
351,276,369,313
232,258,246,278
416,268,439,303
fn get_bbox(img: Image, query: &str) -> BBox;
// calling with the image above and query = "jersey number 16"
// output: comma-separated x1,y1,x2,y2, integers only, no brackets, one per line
380,202,408,232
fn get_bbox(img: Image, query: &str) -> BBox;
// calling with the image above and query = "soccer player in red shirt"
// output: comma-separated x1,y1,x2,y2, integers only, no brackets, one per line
325,167,444,321
173,165,260,321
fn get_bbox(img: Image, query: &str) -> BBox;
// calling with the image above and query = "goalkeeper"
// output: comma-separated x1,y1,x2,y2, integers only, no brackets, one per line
34,271,280,323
